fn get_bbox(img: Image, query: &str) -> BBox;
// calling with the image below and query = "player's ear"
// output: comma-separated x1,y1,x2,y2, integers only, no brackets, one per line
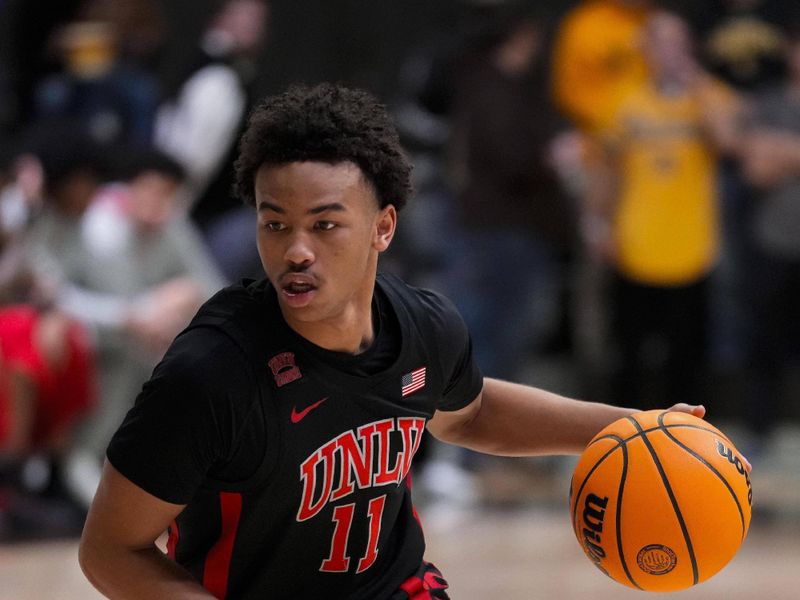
373,204,396,252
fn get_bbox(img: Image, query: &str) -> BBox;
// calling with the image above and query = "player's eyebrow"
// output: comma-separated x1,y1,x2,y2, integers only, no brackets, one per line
257,200,284,213
257,201,347,215
308,202,346,215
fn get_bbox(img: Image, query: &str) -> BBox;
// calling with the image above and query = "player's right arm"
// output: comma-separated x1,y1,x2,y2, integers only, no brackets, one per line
79,326,251,598
79,461,215,599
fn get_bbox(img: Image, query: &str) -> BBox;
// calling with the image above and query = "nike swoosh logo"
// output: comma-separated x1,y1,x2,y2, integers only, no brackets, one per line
290,397,328,424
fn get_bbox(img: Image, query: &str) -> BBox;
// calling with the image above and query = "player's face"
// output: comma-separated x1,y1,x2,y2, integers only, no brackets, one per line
254,161,396,328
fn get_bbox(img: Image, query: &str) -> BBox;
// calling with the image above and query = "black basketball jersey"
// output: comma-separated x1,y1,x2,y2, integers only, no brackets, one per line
107,273,482,599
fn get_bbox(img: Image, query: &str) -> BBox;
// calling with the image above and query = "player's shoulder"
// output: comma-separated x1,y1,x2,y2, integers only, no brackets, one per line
159,279,272,379
158,323,248,386
377,272,465,332
188,278,273,337
194,278,266,317
378,271,456,309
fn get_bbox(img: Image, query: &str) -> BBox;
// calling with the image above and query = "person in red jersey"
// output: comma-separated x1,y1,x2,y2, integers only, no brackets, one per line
79,83,711,599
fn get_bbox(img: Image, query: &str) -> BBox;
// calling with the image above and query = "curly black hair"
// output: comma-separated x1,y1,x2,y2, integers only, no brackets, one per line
234,83,413,211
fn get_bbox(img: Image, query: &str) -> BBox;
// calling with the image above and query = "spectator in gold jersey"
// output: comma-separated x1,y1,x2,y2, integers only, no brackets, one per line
583,11,741,410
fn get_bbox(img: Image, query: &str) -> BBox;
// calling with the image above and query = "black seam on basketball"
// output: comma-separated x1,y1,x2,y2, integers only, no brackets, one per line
615,441,643,590
657,414,746,540
654,412,736,447
571,435,625,539
588,423,735,450
590,434,628,445
630,418,700,586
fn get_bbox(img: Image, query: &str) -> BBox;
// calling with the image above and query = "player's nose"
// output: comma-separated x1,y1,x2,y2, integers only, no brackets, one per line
284,231,315,267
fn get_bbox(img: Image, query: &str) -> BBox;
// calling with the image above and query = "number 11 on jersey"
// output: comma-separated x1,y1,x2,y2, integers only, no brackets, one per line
320,495,387,573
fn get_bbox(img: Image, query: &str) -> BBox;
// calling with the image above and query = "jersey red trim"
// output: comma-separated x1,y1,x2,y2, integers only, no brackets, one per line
203,492,243,599
166,519,180,560
398,562,449,599
399,579,433,600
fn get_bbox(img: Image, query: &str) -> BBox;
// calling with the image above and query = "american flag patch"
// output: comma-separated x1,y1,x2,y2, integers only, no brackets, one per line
401,367,426,396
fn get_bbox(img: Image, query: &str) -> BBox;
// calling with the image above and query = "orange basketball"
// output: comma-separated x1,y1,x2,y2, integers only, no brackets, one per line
569,410,752,592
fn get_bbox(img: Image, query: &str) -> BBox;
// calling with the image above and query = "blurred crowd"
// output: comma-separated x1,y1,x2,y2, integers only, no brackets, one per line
392,0,800,509
0,0,799,540
0,0,265,540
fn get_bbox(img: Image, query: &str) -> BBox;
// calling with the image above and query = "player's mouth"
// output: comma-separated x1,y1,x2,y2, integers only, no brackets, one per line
280,275,318,308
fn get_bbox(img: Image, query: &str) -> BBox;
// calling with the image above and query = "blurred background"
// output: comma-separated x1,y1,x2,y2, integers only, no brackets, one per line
0,0,798,598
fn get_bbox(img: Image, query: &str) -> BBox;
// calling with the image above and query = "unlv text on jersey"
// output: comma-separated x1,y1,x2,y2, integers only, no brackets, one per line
297,417,426,522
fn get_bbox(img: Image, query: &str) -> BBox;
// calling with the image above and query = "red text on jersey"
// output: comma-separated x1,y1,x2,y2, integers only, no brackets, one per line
296,417,426,522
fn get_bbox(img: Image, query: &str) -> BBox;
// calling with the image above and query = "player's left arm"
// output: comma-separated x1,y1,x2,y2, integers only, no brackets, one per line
427,377,705,456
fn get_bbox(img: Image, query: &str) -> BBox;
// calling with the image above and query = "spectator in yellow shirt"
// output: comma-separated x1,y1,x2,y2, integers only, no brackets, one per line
583,11,740,409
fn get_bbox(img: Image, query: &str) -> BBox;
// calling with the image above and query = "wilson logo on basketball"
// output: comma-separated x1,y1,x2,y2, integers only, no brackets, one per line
716,440,753,506
581,493,609,575
637,544,677,575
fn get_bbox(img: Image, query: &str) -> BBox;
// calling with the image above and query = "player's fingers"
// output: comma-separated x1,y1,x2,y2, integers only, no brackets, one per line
742,454,753,474
665,404,750,472
667,403,706,419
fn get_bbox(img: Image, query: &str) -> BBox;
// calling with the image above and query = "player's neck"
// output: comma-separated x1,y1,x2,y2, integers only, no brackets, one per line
285,281,377,355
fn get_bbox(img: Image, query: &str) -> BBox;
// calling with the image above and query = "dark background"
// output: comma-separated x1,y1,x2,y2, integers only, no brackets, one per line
0,0,715,133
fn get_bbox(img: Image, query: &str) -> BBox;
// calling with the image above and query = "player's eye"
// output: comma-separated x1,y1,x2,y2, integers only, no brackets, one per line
264,222,286,232
314,221,336,231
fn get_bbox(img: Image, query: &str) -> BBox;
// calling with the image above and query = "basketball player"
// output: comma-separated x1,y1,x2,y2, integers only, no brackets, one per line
79,84,708,599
